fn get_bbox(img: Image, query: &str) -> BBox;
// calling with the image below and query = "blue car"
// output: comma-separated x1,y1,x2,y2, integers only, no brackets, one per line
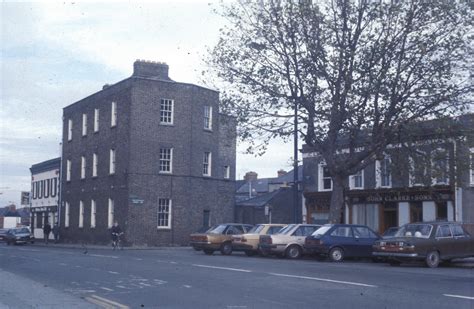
304,224,381,262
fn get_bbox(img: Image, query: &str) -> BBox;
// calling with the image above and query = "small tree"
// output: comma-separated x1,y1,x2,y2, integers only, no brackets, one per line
206,0,473,223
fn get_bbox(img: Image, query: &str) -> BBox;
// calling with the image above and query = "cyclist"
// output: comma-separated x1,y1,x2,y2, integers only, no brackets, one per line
111,221,123,249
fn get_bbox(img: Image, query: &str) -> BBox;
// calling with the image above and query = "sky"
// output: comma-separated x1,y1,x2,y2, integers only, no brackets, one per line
0,0,296,207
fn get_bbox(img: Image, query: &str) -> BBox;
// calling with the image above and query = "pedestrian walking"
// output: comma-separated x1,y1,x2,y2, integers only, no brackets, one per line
43,222,51,244
52,222,60,243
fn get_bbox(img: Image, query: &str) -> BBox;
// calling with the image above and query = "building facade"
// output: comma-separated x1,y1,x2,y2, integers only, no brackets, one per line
303,114,474,233
30,158,61,239
60,60,236,246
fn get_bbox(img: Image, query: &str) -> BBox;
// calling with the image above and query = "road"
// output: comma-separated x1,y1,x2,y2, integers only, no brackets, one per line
0,243,473,308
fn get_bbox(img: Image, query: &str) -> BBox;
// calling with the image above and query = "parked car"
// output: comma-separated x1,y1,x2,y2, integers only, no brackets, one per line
382,227,399,238
5,227,35,245
232,224,287,256
259,224,321,259
191,226,213,251
372,221,474,268
304,224,381,262
189,223,253,255
0,229,8,242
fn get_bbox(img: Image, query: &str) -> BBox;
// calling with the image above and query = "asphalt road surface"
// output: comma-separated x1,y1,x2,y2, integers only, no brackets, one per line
0,243,473,309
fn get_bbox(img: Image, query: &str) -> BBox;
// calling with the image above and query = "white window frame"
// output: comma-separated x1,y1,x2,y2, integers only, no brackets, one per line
66,160,72,182
318,162,332,191
157,198,172,229
81,156,86,179
108,198,114,228
470,148,474,186
376,155,392,188
224,165,230,179
432,148,449,185
111,102,117,127
94,108,99,132
68,119,73,141
159,148,173,174
91,199,96,228
65,202,70,227
409,151,428,187
349,169,364,190
92,153,98,177
203,152,212,176
160,99,174,125
109,149,116,175
204,105,213,130
79,200,84,228
82,113,87,136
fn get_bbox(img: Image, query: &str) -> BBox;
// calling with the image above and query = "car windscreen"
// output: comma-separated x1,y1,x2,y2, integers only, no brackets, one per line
311,225,332,236
395,224,432,238
208,225,227,234
13,228,30,234
247,225,264,234
277,224,296,235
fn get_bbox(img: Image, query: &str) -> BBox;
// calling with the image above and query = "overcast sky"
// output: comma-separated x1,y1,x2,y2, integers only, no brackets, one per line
0,0,295,207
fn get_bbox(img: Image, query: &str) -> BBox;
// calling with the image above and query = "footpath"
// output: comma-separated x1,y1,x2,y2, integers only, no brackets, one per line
0,269,98,309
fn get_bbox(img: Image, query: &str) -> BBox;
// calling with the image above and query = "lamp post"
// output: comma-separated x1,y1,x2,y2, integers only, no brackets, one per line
293,102,299,224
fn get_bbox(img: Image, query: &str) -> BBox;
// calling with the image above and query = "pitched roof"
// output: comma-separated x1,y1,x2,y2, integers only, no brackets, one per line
236,189,282,207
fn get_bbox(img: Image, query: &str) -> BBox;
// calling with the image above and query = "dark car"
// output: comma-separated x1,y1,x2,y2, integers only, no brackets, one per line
382,227,399,238
5,227,35,245
0,229,8,242
304,224,381,262
373,221,474,268
189,223,253,255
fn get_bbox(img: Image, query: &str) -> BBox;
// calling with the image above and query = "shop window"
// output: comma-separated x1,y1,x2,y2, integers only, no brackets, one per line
410,202,423,222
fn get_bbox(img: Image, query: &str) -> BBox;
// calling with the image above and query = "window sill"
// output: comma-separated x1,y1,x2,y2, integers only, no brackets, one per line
111,125,117,128
93,131,99,134
160,123,174,126
204,128,213,132
157,227,171,230
159,171,173,175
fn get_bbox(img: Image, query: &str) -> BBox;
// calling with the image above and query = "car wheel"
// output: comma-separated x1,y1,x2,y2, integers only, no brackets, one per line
425,250,440,268
220,242,233,255
329,247,344,262
203,249,214,255
286,245,302,259
245,250,256,257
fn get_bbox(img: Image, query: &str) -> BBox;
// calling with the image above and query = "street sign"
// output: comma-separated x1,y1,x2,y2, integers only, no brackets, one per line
21,191,30,205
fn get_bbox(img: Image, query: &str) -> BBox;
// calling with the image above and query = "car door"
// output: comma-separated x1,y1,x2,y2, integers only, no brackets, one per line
450,224,472,257
434,224,454,259
329,226,355,256
352,226,379,257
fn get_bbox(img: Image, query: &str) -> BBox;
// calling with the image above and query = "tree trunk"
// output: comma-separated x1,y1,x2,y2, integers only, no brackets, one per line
328,177,345,223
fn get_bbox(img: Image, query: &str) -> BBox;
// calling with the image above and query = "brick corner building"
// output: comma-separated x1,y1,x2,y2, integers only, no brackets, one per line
60,60,236,246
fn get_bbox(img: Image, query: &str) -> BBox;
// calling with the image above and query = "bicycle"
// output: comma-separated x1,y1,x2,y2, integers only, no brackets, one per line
112,232,124,250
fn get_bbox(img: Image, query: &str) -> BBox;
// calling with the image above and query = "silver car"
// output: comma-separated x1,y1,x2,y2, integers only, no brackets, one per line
259,224,321,259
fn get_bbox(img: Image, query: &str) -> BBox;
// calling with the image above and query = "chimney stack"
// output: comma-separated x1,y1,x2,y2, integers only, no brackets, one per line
244,171,258,181
277,169,287,178
133,60,170,80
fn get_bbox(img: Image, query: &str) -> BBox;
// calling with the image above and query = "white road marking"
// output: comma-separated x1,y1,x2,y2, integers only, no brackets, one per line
183,285,192,288
86,294,129,308
170,261,178,264
443,294,474,300
59,263,67,266
139,282,152,287
269,273,377,288
192,264,252,273
134,258,143,261
100,287,114,292
116,285,127,289
89,254,118,259
108,271,119,275
18,248,40,252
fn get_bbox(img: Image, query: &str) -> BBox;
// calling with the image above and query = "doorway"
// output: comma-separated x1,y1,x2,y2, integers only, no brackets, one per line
381,202,398,233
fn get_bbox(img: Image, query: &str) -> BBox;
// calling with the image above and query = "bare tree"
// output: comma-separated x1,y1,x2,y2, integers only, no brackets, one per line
206,0,473,222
